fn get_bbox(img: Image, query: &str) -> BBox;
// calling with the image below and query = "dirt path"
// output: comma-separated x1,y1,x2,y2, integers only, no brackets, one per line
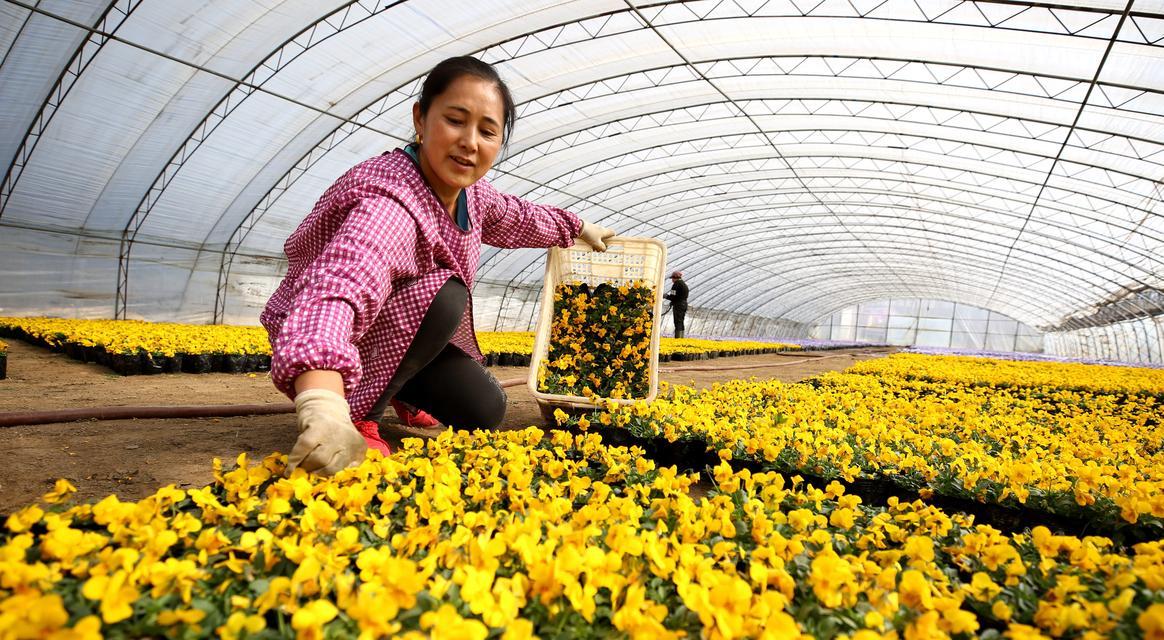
0,339,895,512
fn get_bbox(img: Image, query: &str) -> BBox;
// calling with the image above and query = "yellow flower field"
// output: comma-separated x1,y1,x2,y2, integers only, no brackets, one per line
849,353,1164,397
0,318,796,367
567,355,1164,531
3,429,1162,639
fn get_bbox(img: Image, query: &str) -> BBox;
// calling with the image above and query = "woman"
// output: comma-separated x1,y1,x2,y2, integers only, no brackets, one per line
262,56,615,475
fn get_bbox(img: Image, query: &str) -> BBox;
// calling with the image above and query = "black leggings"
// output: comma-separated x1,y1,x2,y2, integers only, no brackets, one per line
364,278,507,430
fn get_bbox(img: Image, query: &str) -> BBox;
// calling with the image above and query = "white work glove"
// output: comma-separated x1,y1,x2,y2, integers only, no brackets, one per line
576,220,616,252
286,389,367,476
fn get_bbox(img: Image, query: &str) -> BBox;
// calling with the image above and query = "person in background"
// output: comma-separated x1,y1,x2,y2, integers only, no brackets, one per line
664,270,689,339
261,56,615,475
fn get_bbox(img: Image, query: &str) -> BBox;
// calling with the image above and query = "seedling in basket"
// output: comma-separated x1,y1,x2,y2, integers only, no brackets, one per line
538,280,654,399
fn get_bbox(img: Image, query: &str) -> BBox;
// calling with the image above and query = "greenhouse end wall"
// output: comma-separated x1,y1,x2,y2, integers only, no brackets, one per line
811,299,1043,352
1043,315,1164,365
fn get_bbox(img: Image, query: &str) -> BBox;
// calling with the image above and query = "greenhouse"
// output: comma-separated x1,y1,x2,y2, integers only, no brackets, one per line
1,1,1163,638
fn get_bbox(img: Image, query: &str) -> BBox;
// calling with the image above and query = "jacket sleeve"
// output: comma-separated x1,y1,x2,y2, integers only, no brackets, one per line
476,178,583,249
270,182,421,399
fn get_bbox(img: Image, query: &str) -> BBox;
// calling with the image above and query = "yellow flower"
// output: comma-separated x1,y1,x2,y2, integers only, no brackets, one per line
157,608,206,626
55,615,103,640
501,618,538,640
829,507,855,530
992,600,1013,620
81,570,139,623
1004,623,1052,639
42,479,78,504
809,549,855,608
218,611,267,640
6,504,44,532
966,572,1001,601
420,604,489,640
291,599,338,637
0,592,69,637
898,570,933,611
1140,604,1164,640
941,607,979,634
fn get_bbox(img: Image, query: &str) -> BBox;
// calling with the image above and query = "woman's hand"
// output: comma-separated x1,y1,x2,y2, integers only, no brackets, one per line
286,388,367,476
577,220,616,252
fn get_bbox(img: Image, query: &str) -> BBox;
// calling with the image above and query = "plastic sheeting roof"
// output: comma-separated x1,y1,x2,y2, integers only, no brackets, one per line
1,0,1161,329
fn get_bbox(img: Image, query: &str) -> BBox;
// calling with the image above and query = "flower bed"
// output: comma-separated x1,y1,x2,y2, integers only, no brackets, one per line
658,337,800,362
0,317,800,376
0,317,272,375
4,429,1162,638
851,352,1164,396
556,355,1164,539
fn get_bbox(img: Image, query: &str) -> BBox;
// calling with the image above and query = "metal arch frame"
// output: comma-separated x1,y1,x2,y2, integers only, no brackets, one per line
512,117,1159,212
470,34,1154,302
663,224,1145,322
627,188,1161,278
651,199,1155,309
481,178,1160,311
114,0,412,319
558,163,1163,250
557,153,1156,243
129,0,1154,321
470,105,1154,281
635,0,1136,310
985,0,1134,310
746,268,1049,328
580,179,1159,260
715,255,1069,322
209,1,1161,318
678,236,1101,325
500,65,1161,177
628,210,1102,316
717,245,1086,323
606,184,1162,271
0,0,141,220
577,193,1150,321
482,131,1156,253
212,119,383,322
486,207,1105,331
477,133,1150,316
513,123,1155,211
0,1,1154,325
627,0,1162,47
475,129,1160,295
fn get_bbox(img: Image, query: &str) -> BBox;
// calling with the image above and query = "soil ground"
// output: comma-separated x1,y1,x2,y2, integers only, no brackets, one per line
0,339,896,513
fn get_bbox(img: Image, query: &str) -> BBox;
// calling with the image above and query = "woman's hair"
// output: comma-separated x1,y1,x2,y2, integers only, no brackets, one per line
418,56,517,145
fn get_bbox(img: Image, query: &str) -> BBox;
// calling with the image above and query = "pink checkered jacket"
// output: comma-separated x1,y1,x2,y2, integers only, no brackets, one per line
261,149,582,420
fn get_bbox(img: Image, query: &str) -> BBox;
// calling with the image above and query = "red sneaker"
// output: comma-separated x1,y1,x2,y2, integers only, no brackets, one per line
352,420,392,457
389,398,441,428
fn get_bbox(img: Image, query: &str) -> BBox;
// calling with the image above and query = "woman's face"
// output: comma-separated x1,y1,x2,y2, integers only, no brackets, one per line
413,75,505,210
